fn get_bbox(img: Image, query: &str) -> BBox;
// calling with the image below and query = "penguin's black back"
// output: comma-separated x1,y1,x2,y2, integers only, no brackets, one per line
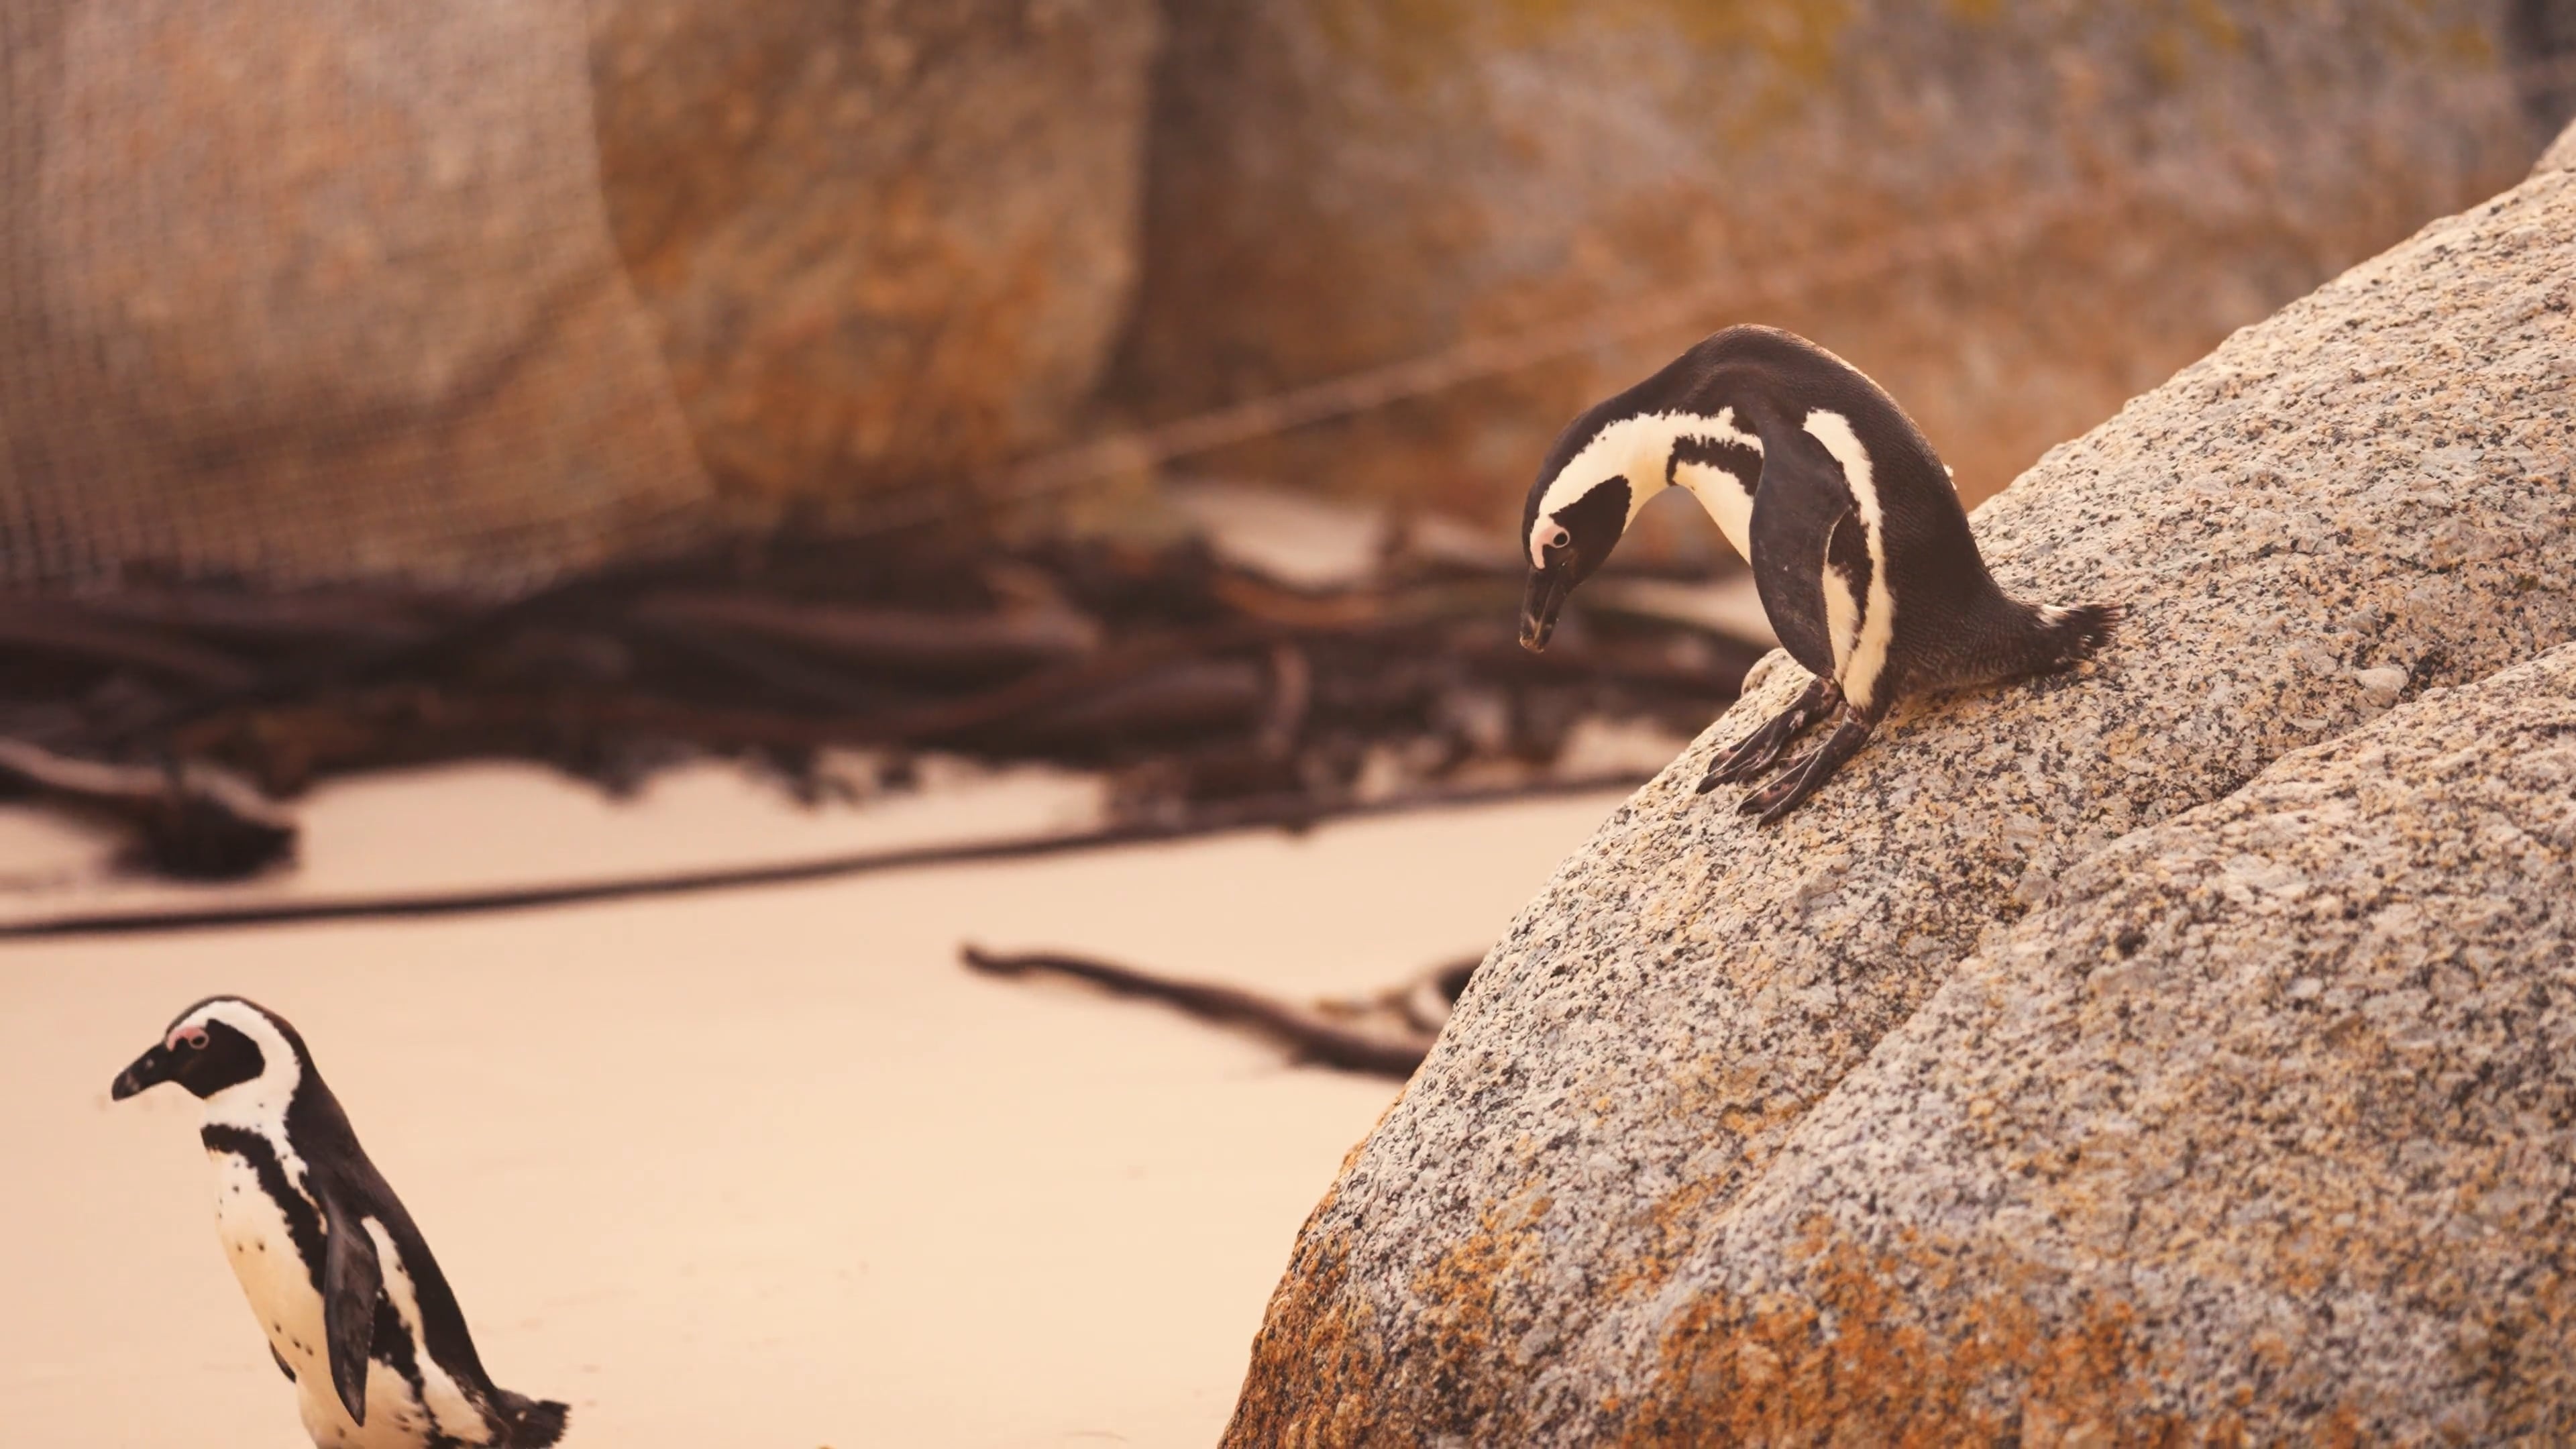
1668,327,2040,688
1666,327,1976,551
288,1065,517,1412
263,1023,566,1446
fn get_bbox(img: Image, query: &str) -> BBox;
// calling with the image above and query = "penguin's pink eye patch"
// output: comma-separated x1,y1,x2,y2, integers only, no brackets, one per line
167,1025,210,1052
1529,518,1574,568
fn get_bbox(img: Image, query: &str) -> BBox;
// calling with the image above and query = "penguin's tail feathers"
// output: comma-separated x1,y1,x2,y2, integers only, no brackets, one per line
2023,601,2124,675
496,1391,570,1447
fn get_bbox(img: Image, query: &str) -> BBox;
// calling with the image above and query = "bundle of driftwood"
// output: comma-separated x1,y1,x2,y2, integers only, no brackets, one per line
0,521,1761,881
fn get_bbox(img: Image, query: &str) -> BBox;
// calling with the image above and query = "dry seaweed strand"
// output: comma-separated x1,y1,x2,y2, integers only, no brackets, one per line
0,772,1638,941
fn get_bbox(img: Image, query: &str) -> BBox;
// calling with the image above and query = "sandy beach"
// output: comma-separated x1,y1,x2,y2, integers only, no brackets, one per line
0,763,1625,1447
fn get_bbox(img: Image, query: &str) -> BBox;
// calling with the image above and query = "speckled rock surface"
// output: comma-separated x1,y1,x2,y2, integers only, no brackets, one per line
1620,649,2576,1444
589,0,1159,502
1226,137,2576,1442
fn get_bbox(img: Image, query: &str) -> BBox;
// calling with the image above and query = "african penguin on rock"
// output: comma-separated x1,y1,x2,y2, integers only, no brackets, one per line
112,997,569,1448
1519,325,2119,822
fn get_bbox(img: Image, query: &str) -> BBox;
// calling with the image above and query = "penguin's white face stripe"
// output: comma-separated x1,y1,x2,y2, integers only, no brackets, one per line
179,999,314,1204
365,1218,496,1444
179,999,299,1124
1527,515,1570,570
1532,409,1764,567
1802,409,1898,710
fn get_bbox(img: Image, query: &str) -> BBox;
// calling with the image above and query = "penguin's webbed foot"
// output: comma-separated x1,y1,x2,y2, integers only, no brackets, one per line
1698,678,1838,792
1738,708,1876,824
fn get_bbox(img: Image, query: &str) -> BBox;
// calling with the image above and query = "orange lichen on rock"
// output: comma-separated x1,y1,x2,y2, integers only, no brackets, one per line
1226,1227,1388,1449
1638,1218,2182,1447
1227,1190,1564,1446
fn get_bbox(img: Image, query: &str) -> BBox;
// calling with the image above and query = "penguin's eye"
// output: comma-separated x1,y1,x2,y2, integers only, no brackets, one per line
168,1025,209,1052
1547,525,1571,551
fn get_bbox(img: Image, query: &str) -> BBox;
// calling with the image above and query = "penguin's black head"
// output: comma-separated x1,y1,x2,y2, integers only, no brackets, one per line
112,997,279,1102
1519,407,1644,651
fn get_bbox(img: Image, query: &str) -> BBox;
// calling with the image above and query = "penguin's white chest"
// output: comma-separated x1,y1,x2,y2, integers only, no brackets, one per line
207,1151,459,1448
1672,461,1755,561
210,1149,328,1378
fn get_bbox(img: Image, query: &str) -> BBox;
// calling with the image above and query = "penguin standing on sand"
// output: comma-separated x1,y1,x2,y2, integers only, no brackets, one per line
1519,325,2118,822
112,996,569,1448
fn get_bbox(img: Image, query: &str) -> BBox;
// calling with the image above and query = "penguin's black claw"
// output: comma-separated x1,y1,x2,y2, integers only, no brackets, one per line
1699,678,1835,793
1697,731,1784,790
1703,729,1790,790
1738,710,1876,825
1737,757,1824,822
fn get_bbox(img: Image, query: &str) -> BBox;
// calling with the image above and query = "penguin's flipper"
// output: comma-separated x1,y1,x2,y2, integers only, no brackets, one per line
319,1197,382,1425
1746,418,1858,682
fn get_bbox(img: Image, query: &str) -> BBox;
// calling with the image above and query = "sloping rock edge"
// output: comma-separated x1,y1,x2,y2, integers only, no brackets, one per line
1226,125,2576,1445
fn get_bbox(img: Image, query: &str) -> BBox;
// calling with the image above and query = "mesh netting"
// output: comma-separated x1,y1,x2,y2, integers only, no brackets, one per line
0,0,714,597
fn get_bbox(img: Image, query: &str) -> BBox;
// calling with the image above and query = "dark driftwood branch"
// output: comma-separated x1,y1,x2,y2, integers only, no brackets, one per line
959,946,1488,1078
0,773,1640,942
961,945,1438,1077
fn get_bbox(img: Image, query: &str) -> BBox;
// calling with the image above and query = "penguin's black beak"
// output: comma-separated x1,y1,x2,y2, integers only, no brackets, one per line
112,1044,173,1101
1521,566,1571,652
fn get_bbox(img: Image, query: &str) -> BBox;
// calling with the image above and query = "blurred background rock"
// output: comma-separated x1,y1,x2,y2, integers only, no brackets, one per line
4,0,2571,592
589,0,1160,510
1114,0,2569,539
0,0,712,592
